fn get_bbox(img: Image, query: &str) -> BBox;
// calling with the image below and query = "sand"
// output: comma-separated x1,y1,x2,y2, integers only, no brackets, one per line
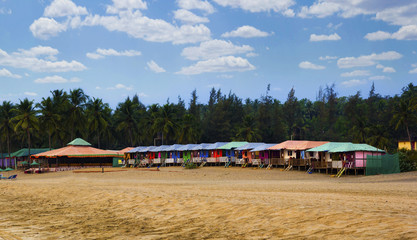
0,167,416,240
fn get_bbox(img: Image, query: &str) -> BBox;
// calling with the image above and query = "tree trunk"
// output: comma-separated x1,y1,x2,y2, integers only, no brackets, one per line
27,128,31,156
48,131,52,150
97,132,101,149
406,122,412,149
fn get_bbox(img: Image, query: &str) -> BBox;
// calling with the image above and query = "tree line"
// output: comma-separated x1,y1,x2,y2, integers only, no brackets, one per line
0,83,416,158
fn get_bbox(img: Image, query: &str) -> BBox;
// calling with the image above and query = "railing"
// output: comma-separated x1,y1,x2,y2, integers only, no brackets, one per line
207,157,217,163
251,159,261,165
153,158,162,164
270,158,286,165
218,157,228,163
235,159,245,164
192,157,202,163
165,158,175,163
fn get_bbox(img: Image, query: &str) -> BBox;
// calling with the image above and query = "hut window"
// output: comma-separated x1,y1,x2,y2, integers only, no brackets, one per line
287,151,292,156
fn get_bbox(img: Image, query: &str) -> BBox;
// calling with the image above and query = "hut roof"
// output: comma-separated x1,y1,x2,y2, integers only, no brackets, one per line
218,141,249,150
127,146,146,153
268,140,329,150
203,142,229,150
250,144,277,152
11,148,52,158
67,138,92,146
306,142,351,152
235,143,265,151
165,144,184,151
191,143,211,150
150,145,171,152
31,145,118,158
177,144,198,151
328,143,385,153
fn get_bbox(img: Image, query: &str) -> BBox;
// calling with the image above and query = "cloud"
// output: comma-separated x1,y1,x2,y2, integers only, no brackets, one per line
340,70,370,77
0,47,86,72
383,67,396,73
147,60,166,73
337,51,402,68
138,92,148,98
298,1,417,26
29,17,67,40
365,25,417,41
34,75,81,84
0,8,12,15
319,56,338,60
177,56,255,75
0,68,22,78
341,79,367,87
86,48,142,59
108,83,133,91
177,0,215,14
299,61,325,70
221,25,271,38
44,0,88,17
106,0,147,14
24,92,38,96
181,39,253,60
310,33,341,41
369,75,390,80
212,0,295,15
410,68,417,74
174,9,209,24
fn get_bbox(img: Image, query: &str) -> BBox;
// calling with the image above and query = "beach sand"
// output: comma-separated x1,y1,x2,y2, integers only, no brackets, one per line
1,167,416,239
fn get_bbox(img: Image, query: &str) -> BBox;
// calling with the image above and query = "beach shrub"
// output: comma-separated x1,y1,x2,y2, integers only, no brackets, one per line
184,162,198,169
398,149,417,172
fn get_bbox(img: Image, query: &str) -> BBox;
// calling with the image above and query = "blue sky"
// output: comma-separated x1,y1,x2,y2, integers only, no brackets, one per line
0,0,416,108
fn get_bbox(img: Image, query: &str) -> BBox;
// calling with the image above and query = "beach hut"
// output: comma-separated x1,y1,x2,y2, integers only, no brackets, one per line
113,147,134,167
328,143,385,174
306,142,351,171
31,138,119,170
218,141,248,165
249,144,276,167
137,146,158,167
203,142,229,165
234,143,265,166
177,144,198,165
165,144,183,166
191,143,211,163
125,146,146,167
151,145,170,165
3,148,51,169
268,140,329,169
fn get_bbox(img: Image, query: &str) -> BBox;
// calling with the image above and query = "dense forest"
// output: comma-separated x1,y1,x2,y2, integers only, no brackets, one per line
0,83,416,157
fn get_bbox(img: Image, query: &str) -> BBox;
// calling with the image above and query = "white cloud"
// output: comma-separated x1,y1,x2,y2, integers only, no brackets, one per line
341,79,367,87
310,33,341,41
174,9,209,24
177,0,215,14
327,22,342,30
147,60,166,73
213,0,295,15
369,75,390,80
138,92,148,98
181,39,253,60
0,68,21,78
365,25,417,41
340,70,370,77
86,48,142,59
383,67,396,73
44,0,88,17
0,8,12,15
34,75,81,84
299,61,325,70
376,64,384,69
0,47,86,72
319,55,338,60
177,56,255,75
106,0,147,14
337,51,402,68
108,83,133,91
298,1,417,26
24,92,38,96
410,68,417,74
221,25,270,38
29,17,67,40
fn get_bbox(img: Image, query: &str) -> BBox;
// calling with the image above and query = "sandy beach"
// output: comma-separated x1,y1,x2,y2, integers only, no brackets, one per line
1,167,416,239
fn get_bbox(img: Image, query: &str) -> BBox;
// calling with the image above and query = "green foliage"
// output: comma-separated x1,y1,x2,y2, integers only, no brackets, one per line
184,162,198,169
398,149,417,172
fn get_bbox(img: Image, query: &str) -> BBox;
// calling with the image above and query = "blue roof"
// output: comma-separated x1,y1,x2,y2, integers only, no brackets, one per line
164,144,183,151
177,144,198,151
138,146,158,153
203,142,229,150
191,143,211,150
127,146,146,153
235,142,265,151
250,144,277,152
150,145,171,152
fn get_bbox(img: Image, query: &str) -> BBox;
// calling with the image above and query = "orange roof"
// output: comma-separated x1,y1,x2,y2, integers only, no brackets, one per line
31,145,119,158
268,140,329,150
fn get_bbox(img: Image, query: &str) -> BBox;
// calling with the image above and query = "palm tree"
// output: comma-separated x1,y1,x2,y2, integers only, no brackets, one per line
51,89,69,146
178,114,199,143
12,98,39,155
235,114,261,142
152,103,178,145
114,97,140,146
391,99,416,145
86,98,109,148
68,88,88,140
0,101,15,159
37,97,60,150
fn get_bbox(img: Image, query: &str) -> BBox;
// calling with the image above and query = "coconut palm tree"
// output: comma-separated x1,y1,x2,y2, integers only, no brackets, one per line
12,98,39,155
152,103,178,145
235,114,261,142
0,101,15,159
114,97,140,146
391,99,416,146
68,88,88,140
86,98,109,148
37,97,60,150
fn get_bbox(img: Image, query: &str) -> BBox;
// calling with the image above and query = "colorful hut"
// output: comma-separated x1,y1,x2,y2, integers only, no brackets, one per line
234,143,265,165
126,146,146,167
249,144,276,166
218,141,248,164
165,144,183,165
150,145,170,165
191,143,211,163
203,142,229,164
113,147,134,167
31,138,119,170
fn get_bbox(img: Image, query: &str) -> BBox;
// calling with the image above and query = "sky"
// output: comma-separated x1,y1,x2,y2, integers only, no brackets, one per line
0,0,416,108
